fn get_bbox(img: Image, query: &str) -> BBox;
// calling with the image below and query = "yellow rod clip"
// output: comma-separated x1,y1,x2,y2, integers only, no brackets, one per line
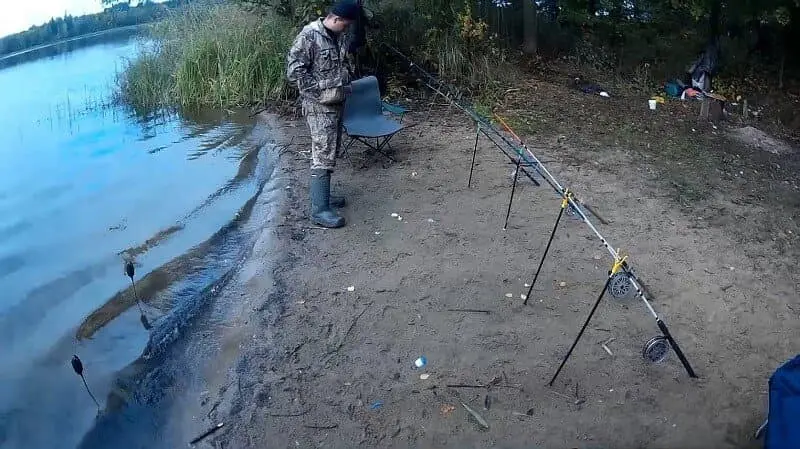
611,250,628,275
561,189,573,209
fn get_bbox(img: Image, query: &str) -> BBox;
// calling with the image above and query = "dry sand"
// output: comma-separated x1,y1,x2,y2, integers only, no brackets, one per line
187,96,798,448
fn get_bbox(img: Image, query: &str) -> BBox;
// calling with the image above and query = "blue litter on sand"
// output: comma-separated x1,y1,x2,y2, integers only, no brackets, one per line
370,400,384,409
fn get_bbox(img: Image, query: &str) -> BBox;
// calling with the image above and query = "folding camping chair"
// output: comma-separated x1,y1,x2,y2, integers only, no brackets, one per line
341,75,408,162
754,353,800,448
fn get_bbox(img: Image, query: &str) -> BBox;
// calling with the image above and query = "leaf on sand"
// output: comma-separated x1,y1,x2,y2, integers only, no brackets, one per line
440,404,456,417
461,401,489,429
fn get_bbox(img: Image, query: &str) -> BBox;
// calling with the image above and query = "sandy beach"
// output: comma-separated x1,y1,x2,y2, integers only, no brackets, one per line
182,88,798,448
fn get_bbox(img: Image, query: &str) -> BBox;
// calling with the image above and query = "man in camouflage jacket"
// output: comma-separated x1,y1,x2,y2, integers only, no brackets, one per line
286,1,360,229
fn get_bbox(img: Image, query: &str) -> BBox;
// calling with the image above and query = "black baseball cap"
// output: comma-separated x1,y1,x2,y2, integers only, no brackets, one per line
330,0,360,20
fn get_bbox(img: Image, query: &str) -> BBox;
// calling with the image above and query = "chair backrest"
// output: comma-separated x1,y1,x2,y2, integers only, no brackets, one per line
344,76,382,121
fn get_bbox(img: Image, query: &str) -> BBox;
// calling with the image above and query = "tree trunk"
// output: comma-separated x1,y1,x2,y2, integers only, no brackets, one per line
708,0,721,41
588,0,597,16
523,0,538,55
779,51,785,90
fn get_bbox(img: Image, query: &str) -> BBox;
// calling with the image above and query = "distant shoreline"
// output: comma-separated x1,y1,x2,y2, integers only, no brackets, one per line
0,24,144,61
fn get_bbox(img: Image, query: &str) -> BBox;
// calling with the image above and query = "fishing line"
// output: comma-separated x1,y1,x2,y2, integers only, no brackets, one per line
71,355,101,414
389,53,542,188
386,43,661,319
383,44,697,379
125,260,151,330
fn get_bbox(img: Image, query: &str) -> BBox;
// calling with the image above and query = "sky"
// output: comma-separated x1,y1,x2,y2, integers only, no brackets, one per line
1,0,105,38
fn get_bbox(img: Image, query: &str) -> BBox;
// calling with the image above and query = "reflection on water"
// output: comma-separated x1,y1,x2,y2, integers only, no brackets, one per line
0,28,277,449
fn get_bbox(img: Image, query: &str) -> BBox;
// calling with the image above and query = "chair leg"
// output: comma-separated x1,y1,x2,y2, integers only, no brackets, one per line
343,138,358,167
348,135,398,163
374,136,397,162
754,419,768,440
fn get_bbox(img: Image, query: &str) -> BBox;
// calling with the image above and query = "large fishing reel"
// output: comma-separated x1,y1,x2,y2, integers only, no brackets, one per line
605,271,671,364
643,336,670,363
606,271,635,300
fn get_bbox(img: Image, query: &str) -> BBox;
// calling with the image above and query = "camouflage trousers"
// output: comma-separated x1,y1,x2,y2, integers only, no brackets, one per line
302,100,343,171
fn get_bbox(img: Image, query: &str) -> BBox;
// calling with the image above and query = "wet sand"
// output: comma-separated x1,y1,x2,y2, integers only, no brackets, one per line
181,104,798,448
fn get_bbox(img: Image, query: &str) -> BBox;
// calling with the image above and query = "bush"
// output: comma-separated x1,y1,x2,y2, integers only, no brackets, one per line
367,0,517,99
117,2,295,112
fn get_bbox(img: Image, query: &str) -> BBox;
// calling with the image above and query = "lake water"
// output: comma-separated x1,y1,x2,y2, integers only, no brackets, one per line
0,29,278,448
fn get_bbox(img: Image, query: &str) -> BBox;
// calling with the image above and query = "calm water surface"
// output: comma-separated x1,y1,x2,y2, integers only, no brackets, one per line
0,30,277,449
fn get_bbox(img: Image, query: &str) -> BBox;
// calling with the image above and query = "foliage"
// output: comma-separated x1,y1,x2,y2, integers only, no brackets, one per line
0,1,195,57
116,0,800,112
117,2,295,112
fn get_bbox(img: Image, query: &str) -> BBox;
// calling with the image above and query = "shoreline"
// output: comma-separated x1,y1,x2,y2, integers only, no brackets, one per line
0,25,144,62
187,104,798,448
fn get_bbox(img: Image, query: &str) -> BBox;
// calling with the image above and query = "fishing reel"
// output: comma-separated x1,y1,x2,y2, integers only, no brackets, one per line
642,336,670,363
606,271,635,300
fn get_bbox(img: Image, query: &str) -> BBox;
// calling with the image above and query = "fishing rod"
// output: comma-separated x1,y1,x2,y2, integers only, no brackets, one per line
382,43,550,210
382,43,611,219
383,43,698,380
494,116,666,316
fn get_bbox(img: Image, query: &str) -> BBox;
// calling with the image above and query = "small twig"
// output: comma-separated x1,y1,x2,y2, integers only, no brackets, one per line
189,423,224,446
461,401,489,429
601,344,613,356
446,383,520,390
446,308,491,314
304,424,338,430
267,408,311,417
288,341,306,358
327,302,373,356
721,284,734,292
548,389,574,401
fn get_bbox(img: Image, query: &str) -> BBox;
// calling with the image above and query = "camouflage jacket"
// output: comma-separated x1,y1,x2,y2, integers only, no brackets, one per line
286,18,354,106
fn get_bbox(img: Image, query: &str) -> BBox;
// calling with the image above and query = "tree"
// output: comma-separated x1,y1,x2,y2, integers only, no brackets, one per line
102,0,131,8
523,0,538,53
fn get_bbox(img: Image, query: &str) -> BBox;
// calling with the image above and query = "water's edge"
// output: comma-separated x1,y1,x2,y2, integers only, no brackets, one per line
73,113,289,449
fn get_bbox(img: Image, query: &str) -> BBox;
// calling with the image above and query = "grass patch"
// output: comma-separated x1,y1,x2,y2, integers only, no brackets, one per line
116,1,517,114
117,2,295,113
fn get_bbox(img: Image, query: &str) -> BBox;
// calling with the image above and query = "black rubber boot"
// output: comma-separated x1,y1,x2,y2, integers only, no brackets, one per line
330,195,346,208
310,169,345,228
328,169,346,208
